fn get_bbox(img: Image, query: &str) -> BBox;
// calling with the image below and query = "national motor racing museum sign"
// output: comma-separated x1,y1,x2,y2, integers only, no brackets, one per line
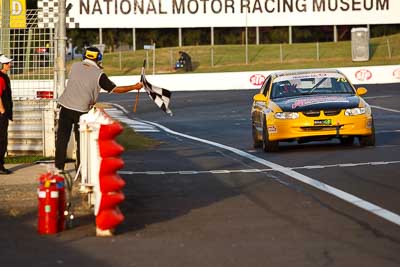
60,0,399,28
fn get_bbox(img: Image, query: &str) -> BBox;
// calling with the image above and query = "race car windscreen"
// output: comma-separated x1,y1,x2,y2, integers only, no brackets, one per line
271,73,355,99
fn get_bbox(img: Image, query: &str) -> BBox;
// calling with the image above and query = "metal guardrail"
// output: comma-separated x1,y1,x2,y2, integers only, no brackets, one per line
2,7,57,156
8,99,56,156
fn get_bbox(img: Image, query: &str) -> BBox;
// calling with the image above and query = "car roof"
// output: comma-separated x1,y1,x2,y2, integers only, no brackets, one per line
271,69,344,79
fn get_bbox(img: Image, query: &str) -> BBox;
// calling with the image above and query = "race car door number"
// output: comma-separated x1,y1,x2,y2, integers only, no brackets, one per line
314,119,332,126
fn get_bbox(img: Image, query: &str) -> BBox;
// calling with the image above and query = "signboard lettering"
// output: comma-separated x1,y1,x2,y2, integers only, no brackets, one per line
48,0,400,28
355,69,373,81
11,0,26,28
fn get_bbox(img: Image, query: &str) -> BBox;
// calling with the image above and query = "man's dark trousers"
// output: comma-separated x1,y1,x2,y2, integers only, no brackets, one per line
55,106,85,171
0,114,9,167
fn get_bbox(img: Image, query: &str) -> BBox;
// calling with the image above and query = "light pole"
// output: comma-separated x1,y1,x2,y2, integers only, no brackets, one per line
0,0,11,56
56,0,67,98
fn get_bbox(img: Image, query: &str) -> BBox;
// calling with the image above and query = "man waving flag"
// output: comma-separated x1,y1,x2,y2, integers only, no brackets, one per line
139,60,173,116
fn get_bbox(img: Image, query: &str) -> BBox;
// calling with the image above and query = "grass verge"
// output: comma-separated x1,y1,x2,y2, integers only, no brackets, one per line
5,122,159,164
91,33,400,76
116,122,161,151
5,156,53,164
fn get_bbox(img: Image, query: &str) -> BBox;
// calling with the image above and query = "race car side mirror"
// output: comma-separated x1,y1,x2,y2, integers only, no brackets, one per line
253,93,268,102
356,87,368,96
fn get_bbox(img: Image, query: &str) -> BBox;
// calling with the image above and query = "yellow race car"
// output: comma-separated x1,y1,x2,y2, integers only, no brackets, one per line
251,69,375,152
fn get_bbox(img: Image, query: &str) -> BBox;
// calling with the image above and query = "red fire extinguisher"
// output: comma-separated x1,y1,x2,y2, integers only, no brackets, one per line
37,173,66,234
54,174,66,231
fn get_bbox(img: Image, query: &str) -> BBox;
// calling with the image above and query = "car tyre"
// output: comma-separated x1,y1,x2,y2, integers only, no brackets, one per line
262,119,279,152
252,124,262,148
340,136,354,146
359,120,375,147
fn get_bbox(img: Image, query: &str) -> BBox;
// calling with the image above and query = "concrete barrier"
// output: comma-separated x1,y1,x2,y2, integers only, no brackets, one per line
110,64,400,91
11,65,400,97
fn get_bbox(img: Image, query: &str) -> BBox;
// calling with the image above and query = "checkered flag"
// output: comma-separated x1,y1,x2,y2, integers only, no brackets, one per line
140,61,173,116
38,0,79,28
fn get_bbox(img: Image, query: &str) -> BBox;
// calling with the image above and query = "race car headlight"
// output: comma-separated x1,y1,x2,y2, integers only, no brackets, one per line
345,107,366,116
274,112,299,120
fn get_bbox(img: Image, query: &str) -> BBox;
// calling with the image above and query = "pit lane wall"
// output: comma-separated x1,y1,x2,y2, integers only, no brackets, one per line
110,65,400,92
10,65,400,98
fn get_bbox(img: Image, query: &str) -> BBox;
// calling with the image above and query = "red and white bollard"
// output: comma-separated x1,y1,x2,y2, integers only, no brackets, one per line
95,122,126,236
79,108,126,236
37,173,66,234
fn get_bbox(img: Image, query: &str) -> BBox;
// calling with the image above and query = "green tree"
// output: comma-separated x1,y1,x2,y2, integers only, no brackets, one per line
67,29,98,52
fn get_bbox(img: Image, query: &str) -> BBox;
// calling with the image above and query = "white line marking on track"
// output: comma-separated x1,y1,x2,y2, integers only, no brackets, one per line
376,130,400,134
140,119,400,227
338,163,359,167
147,171,166,175
104,107,160,132
178,171,199,175
370,161,388,165
110,103,129,114
302,165,327,169
364,95,393,100
119,161,400,175
240,168,263,173
210,170,231,174
371,105,400,113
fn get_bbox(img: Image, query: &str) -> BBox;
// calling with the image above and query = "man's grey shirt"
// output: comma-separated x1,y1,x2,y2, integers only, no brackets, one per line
58,59,115,112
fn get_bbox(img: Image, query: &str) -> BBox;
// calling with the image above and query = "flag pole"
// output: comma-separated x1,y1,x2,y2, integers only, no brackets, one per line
134,60,147,112
133,90,140,113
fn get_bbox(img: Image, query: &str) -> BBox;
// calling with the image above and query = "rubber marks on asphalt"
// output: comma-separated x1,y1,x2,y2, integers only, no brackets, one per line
105,108,159,132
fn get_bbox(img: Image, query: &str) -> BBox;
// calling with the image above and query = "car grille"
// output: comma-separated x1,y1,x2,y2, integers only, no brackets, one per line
301,126,342,131
302,109,342,117
302,110,320,117
323,109,341,116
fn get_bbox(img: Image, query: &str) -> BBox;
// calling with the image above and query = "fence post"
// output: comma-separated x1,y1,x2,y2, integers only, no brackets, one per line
387,39,392,59
119,51,122,70
245,10,248,65
56,0,67,98
24,29,33,72
211,47,214,68
146,50,149,71
317,42,320,61
280,44,283,63
153,42,156,75
245,28,248,65
132,28,136,51
0,0,11,55
170,49,173,72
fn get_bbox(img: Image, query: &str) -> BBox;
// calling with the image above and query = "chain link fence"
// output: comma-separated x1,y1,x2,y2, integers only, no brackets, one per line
1,7,57,156
1,8,55,99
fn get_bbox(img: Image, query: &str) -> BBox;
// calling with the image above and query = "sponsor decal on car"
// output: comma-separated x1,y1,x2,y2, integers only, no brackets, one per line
393,68,400,80
268,125,277,134
291,96,349,109
314,119,332,126
250,74,266,86
275,73,332,83
355,69,372,81
291,73,328,79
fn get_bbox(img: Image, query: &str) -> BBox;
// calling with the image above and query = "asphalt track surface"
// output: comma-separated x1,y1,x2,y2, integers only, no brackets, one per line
2,83,400,266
